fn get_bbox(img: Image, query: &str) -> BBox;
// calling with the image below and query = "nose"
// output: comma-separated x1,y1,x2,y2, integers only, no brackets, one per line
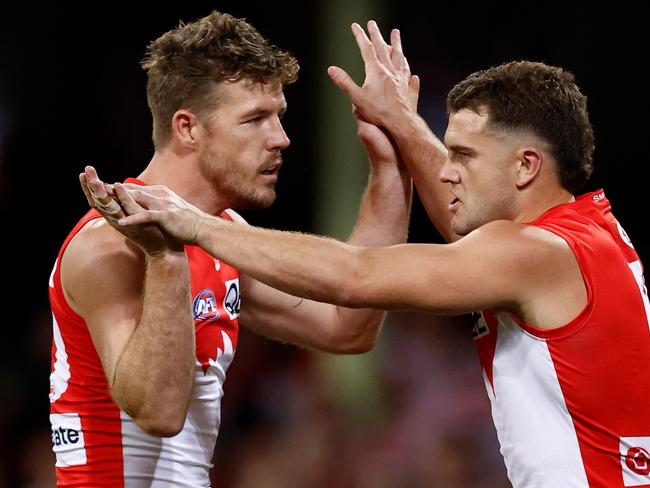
439,158,460,184
269,118,290,150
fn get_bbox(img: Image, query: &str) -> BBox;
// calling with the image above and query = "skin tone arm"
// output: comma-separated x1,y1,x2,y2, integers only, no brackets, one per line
112,184,586,329
61,168,195,437
236,113,414,353
328,21,461,242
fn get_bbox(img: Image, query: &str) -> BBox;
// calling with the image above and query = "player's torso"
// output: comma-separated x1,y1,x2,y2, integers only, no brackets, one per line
49,211,240,487
473,192,650,487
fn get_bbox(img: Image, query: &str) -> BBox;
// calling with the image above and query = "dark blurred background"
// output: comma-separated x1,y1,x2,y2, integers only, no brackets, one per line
0,1,645,486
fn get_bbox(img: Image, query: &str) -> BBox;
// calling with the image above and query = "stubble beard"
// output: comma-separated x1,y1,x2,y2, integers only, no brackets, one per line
199,149,278,211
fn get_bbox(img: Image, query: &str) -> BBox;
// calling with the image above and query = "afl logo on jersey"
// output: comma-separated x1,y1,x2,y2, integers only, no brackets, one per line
193,289,220,321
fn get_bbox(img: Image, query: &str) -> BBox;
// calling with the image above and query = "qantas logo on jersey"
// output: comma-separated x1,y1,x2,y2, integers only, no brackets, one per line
193,289,220,321
472,312,490,340
50,413,86,467
223,278,240,320
620,436,650,485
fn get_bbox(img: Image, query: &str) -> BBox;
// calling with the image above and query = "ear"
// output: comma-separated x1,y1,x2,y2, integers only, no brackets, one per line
171,109,203,150
515,146,543,188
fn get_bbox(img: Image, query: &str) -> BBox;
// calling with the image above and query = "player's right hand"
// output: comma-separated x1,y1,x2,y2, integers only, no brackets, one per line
79,166,184,257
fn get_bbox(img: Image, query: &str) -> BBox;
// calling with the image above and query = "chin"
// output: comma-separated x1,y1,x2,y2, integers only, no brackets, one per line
451,218,476,237
234,190,277,210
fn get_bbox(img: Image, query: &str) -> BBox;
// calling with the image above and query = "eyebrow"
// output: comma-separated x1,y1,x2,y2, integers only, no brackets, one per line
240,105,287,119
447,144,475,154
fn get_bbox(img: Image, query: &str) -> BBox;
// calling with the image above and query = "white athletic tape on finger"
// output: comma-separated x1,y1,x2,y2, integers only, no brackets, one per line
96,199,122,216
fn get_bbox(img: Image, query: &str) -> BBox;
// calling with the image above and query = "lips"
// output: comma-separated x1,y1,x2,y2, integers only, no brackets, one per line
260,159,282,175
448,196,461,212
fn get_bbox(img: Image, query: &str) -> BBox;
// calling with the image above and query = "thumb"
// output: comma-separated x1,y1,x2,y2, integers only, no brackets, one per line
327,66,361,101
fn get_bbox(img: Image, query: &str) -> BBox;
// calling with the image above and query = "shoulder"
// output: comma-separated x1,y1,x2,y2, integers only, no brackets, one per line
461,219,572,253
61,219,146,316
454,220,576,284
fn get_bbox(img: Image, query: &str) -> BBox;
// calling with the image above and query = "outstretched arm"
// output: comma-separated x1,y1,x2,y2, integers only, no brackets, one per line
328,21,460,242
111,182,547,316
111,178,586,329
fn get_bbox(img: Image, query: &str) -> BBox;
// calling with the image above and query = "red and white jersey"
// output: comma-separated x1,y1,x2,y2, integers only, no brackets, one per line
48,179,240,487
474,190,650,487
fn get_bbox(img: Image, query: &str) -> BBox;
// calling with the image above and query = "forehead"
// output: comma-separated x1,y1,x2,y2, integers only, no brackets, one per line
217,78,286,113
444,108,489,147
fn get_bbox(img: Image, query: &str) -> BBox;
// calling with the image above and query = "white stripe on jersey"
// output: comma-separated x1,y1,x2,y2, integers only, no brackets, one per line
628,260,650,333
121,356,231,487
49,314,70,403
489,313,589,488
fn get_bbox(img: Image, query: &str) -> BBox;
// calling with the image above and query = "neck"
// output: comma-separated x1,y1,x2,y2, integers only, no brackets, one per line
516,183,575,224
138,149,229,216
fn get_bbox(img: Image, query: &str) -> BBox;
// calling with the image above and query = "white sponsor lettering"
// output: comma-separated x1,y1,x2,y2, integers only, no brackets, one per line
50,413,86,467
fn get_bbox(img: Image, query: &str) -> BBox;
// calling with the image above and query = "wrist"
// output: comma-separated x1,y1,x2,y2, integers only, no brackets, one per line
368,162,409,183
194,213,228,248
386,109,421,142
146,248,188,266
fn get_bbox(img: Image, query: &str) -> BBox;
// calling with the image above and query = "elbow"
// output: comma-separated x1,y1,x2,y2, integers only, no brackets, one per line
325,316,382,355
132,411,186,438
327,329,378,354
114,392,187,438
341,333,378,354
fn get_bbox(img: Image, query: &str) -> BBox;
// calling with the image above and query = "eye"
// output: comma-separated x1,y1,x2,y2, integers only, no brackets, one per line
450,150,471,162
245,115,264,124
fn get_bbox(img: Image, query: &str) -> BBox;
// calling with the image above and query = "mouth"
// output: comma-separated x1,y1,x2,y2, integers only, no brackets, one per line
259,159,282,177
260,166,280,176
448,196,461,212
258,162,282,184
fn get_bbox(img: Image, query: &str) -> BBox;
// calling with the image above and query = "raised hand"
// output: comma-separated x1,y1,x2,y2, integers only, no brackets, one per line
114,184,209,246
354,112,402,170
328,21,419,130
79,166,183,256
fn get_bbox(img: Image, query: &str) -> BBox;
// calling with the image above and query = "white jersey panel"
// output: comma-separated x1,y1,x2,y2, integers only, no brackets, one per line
490,313,589,488
49,314,70,404
121,354,230,487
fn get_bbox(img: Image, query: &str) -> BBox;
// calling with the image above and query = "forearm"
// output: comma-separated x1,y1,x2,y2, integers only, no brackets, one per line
197,217,364,307
326,160,411,349
348,163,412,247
112,251,195,436
388,112,460,242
